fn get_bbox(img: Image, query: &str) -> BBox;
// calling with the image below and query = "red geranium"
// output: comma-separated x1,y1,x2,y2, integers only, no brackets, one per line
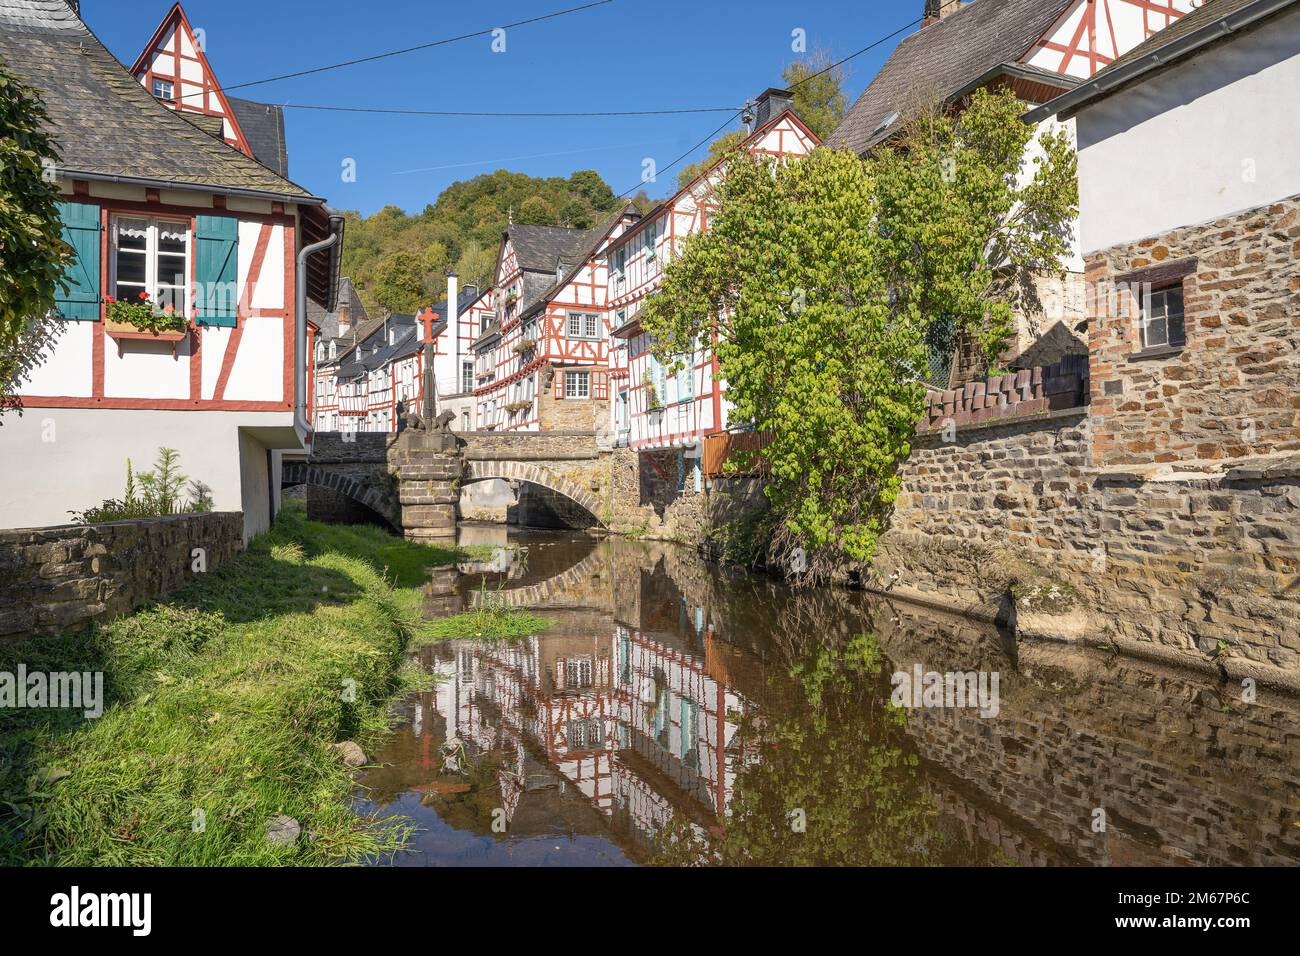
137,291,149,300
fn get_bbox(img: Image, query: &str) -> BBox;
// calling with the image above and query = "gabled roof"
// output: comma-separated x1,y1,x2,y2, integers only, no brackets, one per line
1025,0,1298,122
603,108,820,260
826,0,1075,155
520,203,640,319
0,0,316,201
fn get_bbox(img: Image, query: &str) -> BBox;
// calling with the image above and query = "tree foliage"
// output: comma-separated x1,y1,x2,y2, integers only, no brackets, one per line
784,49,849,141
0,58,72,417
341,168,629,311
640,88,1077,577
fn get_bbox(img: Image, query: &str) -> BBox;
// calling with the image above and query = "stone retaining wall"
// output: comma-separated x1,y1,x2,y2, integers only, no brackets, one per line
876,411,1300,688
0,512,243,640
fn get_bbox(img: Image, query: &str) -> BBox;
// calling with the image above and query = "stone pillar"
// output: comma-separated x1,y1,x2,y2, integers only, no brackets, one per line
389,431,463,542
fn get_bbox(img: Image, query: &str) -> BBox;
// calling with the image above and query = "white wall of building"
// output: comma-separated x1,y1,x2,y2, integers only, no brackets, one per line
0,408,294,540
1074,7,1300,253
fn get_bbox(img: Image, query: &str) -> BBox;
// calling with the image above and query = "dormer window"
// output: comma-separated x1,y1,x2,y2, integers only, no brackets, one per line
152,79,174,103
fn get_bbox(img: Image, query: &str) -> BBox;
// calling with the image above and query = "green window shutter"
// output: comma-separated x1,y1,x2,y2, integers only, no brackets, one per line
55,201,101,321
195,214,239,326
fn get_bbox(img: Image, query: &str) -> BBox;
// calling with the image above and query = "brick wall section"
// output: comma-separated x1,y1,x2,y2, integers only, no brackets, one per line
0,512,243,640
1086,195,1300,470
921,355,1088,430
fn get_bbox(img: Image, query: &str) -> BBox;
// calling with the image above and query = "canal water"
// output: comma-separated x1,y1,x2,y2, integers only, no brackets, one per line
355,526,1300,867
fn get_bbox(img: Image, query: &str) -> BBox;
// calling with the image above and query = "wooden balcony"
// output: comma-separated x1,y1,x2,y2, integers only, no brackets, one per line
702,429,772,479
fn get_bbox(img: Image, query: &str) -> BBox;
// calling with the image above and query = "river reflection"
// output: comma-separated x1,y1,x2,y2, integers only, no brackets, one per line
356,529,1300,867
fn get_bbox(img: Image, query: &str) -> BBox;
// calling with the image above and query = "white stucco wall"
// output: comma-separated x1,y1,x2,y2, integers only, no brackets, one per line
1074,7,1300,253
0,409,293,540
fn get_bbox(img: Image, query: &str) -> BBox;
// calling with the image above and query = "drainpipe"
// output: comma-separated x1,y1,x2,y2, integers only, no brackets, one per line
295,216,344,441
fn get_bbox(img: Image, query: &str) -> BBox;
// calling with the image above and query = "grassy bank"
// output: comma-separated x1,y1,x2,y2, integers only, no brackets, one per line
0,504,467,866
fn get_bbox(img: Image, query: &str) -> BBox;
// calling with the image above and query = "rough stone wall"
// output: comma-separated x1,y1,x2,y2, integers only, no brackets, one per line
0,512,243,640
1086,195,1300,470
876,410,1300,687
537,388,597,431
604,447,719,542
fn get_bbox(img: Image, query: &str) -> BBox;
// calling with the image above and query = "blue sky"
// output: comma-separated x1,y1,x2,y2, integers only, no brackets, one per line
89,0,921,215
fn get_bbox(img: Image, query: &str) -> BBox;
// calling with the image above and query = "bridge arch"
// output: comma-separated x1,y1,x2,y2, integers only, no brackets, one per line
463,460,606,529
281,461,400,530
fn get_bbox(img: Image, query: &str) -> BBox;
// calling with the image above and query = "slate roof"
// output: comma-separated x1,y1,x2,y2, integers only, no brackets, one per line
228,96,290,178
507,224,600,273
0,0,316,200
520,204,640,319
826,0,1074,155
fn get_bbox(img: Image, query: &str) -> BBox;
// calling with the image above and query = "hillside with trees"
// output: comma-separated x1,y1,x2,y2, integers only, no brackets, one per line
340,169,654,315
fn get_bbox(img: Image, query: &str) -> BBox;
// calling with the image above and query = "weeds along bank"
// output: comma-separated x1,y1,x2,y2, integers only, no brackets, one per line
0,504,469,866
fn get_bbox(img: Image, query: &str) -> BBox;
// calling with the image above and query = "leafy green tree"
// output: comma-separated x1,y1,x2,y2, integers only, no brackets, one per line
340,168,623,313
640,88,1077,577
0,60,72,417
371,252,425,315
514,195,557,226
455,240,497,289
784,50,849,141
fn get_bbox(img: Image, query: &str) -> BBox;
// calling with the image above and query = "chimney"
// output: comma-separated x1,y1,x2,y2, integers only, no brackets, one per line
446,271,460,365
337,295,353,336
752,88,794,130
923,0,962,28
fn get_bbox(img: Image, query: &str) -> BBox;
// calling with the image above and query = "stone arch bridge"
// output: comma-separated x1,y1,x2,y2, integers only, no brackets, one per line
292,430,614,539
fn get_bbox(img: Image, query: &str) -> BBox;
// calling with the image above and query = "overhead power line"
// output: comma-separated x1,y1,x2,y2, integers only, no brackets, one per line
612,16,925,199
179,0,617,103
280,104,737,118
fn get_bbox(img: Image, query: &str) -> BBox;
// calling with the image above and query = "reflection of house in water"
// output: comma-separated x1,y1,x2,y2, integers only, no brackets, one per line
419,546,757,849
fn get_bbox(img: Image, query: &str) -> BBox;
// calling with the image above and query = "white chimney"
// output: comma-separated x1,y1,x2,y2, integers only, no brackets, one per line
446,271,459,365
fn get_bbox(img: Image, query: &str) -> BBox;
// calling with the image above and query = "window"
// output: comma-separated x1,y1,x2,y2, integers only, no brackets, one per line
565,370,590,399
567,311,599,339
461,360,474,394
565,657,594,688
152,79,174,102
644,219,657,259
113,216,189,315
566,717,602,750
1142,285,1186,350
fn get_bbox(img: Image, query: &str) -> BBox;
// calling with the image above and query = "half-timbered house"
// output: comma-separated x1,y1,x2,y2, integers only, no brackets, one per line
826,0,1196,384
0,0,342,539
312,280,482,434
472,206,640,434
605,91,819,489
129,2,289,177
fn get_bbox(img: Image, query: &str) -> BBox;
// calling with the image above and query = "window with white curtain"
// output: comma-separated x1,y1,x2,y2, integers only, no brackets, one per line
113,216,190,315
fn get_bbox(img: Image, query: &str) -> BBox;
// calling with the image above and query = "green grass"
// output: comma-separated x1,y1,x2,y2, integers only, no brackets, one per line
422,602,552,642
0,502,472,866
